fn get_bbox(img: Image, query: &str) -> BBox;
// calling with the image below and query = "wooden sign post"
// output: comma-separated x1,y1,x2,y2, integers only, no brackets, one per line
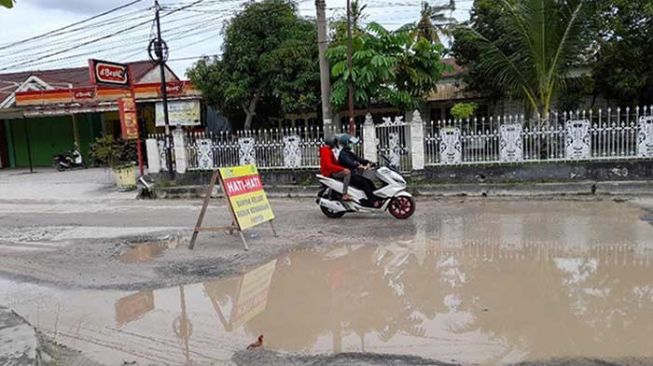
189,165,276,251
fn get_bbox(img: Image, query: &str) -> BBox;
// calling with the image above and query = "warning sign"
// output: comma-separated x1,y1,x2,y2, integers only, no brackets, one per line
219,165,275,230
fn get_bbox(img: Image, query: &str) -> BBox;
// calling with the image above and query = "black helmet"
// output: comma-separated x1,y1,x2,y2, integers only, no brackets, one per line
325,135,338,148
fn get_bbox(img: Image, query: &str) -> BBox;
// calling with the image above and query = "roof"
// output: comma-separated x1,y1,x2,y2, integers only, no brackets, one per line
0,60,162,106
441,58,465,78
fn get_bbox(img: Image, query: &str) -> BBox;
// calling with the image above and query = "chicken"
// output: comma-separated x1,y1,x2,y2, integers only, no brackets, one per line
247,335,264,350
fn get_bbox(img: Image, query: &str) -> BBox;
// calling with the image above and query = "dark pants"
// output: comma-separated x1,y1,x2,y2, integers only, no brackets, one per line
351,174,377,201
331,170,351,195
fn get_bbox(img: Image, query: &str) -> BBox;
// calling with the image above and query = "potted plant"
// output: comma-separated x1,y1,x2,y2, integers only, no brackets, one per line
90,136,138,190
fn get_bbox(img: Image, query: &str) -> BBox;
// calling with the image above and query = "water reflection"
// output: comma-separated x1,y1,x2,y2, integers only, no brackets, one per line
198,238,652,363
4,201,652,365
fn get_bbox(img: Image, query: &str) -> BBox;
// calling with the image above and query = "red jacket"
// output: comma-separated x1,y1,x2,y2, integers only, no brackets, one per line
320,145,345,176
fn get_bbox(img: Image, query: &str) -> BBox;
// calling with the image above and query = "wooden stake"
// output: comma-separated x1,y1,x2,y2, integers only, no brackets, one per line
188,170,220,250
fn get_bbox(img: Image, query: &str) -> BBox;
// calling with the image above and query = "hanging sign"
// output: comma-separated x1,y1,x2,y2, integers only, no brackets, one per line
89,59,130,87
118,97,139,140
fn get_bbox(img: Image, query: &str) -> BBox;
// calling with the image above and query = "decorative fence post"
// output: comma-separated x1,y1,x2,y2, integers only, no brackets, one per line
238,136,256,165
409,110,425,171
197,138,214,170
362,113,378,163
638,114,653,157
145,138,161,173
283,134,301,168
565,119,591,160
172,128,187,173
439,126,462,165
499,122,524,162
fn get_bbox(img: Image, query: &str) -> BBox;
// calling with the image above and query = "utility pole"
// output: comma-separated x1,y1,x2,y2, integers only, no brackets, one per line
315,0,332,131
154,0,174,180
346,0,355,135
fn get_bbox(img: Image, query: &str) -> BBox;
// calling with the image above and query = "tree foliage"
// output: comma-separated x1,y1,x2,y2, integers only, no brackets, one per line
187,0,319,129
327,21,446,112
452,0,594,117
592,0,653,105
450,102,478,120
0,0,14,8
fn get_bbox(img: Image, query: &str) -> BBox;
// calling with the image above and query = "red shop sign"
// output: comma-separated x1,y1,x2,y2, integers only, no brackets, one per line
89,59,130,87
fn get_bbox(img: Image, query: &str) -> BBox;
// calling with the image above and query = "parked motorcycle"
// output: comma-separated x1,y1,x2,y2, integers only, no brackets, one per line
316,155,416,219
53,148,86,171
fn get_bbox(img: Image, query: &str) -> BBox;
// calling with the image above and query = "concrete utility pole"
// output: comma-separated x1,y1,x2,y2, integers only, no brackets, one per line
315,0,332,130
346,0,355,135
154,0,174,180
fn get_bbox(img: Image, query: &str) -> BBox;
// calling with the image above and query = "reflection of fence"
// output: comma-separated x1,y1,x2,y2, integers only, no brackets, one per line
146,106,653,173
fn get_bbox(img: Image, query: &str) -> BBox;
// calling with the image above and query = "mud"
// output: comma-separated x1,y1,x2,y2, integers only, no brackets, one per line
2,235,652,365
1,198,653,365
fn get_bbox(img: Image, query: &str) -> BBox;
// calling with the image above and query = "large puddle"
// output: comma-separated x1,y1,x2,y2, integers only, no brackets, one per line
1,202,653,365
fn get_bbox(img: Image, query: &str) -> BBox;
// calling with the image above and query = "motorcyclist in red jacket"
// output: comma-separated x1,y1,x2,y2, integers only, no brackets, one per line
319,136,352,201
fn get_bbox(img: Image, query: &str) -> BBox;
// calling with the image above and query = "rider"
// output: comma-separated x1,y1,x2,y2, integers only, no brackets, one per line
319,136,353,201
336,134,380,205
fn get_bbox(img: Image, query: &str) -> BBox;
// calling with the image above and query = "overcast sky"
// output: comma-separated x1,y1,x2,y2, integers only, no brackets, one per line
0,0,471,77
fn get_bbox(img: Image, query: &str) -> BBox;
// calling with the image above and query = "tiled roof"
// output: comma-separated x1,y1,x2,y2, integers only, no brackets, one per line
0,60,160,105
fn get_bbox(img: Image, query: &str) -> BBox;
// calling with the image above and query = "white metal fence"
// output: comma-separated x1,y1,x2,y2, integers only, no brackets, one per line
146,106,653,173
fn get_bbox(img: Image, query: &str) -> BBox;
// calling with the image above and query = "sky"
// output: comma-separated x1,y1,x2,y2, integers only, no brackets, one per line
0,0,472,78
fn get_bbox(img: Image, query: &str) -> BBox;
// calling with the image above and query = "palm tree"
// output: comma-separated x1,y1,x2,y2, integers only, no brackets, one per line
456,0,589,120
415,1,457,43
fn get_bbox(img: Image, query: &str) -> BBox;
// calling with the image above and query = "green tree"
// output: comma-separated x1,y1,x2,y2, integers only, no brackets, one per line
592,0,653,106
327,21,446,112
0,0,14,8
187,0,319,129
453,0,593,118
413,1,456,43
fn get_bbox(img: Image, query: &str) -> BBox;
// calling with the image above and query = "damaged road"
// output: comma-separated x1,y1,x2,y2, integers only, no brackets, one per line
1,170,653,365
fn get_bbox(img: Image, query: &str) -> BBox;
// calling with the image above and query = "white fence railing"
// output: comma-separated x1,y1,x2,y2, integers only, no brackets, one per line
146,106,653,173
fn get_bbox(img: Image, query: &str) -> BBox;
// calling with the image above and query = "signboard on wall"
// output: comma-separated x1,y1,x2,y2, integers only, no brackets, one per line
118,97,139,140
155,100,201,127
219,165,275,230
89,59,130,87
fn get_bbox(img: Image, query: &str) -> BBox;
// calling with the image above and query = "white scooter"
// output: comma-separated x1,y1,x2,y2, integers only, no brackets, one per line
316,155,416,219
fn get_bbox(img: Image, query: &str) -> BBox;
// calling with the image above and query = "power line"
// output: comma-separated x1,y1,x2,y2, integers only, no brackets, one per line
0,0,145,51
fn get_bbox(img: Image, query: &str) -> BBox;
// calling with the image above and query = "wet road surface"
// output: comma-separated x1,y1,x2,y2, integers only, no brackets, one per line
1,199,653,365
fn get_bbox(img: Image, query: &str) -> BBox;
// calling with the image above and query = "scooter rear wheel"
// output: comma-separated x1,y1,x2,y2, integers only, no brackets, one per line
388,196,415,219
320,206,345,219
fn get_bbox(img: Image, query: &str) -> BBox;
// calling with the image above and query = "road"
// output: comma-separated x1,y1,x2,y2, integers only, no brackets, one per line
1,168,652,366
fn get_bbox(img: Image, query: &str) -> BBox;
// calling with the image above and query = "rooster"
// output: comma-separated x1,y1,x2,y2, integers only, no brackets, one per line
247,335,264,350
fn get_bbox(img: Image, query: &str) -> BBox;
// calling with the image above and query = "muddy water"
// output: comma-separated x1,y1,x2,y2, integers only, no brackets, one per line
1,202,653,365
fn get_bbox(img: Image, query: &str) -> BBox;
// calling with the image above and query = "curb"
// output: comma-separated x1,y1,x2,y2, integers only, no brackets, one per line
151,180,653,199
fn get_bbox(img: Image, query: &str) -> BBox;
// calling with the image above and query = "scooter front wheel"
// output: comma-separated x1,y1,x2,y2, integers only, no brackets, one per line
320,206,345,219
388,196,415,219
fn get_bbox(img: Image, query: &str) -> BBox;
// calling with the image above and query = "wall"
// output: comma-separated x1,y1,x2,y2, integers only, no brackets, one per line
149,160,653,187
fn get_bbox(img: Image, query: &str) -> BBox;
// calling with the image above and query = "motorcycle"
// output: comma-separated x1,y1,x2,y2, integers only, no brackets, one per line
53,148,86,171
316,155,416,219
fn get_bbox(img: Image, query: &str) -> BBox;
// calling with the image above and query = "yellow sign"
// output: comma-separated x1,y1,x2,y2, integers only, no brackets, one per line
230,259,277,329
219,165,274,230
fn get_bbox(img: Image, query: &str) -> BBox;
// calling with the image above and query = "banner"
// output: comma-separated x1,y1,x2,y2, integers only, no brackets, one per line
155,100,201,127
219,165,274,230
118,97,139,140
